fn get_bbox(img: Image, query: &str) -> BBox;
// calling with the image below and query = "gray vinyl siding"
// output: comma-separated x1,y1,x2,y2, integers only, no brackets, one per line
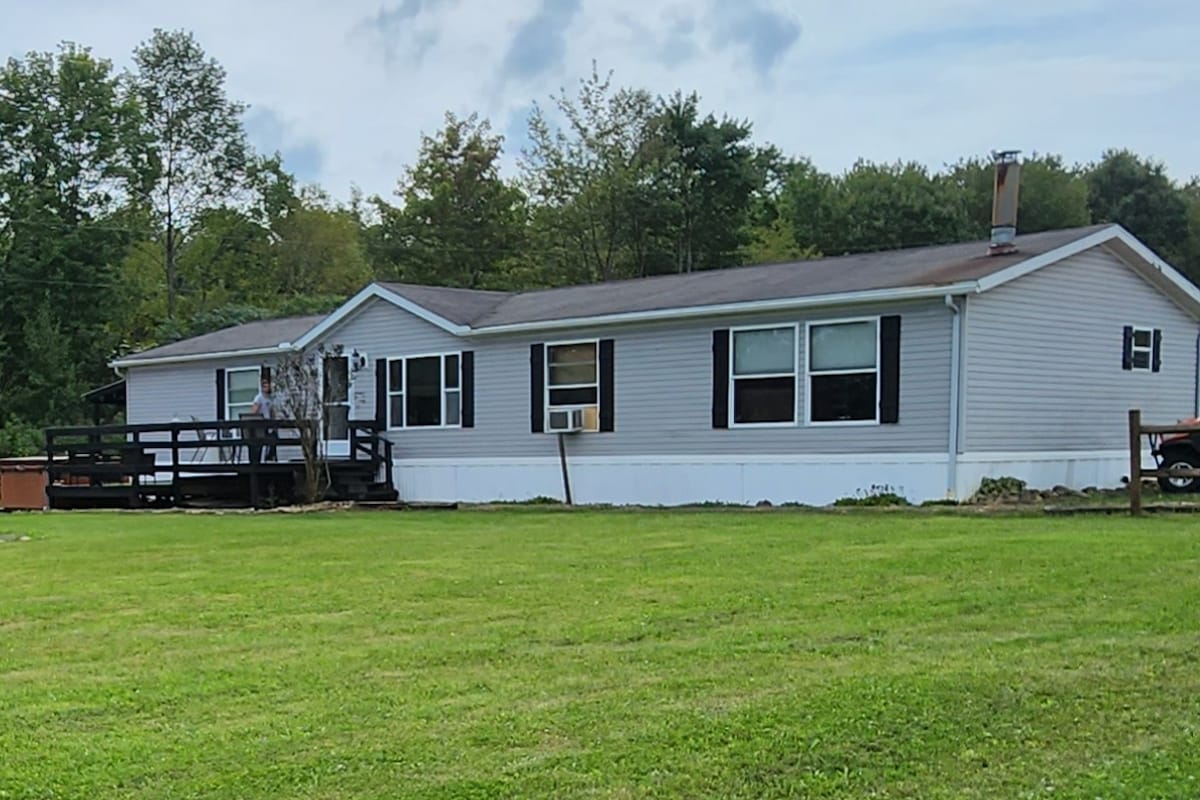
127,357,273,424
313,297,953,458
963,245,1200,451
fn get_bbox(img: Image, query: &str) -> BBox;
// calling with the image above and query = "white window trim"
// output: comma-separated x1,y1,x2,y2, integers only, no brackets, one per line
385,352,463,431
805,315,882,427
1129,324,1155,372
225,366,262,422
545,339,600,432
728,323,800,429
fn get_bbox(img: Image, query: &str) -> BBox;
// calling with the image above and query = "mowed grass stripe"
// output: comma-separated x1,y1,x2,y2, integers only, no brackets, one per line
0,511,1197,799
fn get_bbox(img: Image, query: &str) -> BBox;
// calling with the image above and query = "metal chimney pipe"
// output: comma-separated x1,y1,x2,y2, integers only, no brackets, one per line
989,150,1021,255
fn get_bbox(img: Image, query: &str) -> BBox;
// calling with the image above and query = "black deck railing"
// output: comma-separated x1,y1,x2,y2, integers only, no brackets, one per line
44,419,394,508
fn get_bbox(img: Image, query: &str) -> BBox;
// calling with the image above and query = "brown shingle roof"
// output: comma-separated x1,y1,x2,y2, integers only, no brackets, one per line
376,282,509,326
466,226,1110,328
122,315,324,362
119,225,1119,363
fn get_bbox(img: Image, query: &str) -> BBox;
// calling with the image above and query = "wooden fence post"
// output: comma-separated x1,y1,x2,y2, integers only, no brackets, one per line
1128,408,1142,516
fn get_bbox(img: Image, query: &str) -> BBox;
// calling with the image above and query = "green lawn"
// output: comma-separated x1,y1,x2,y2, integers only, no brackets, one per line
1,510,1198,799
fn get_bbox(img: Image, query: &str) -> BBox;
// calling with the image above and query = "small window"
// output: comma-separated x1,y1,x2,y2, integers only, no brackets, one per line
1131,327,1153,371
387,354,461,429
387,360,404,430
731,326,796,425
226,367,261,420
546,341,599,431
808,319,879,424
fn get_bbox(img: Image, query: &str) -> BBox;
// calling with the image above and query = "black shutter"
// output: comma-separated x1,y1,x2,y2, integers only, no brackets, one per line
599,339,615,432
1122,326,1134,370
375,358,388,429
461,351,475,428
215,368,226,420
1152,329,1163,373
530,344,545,433
879,315,901,424
260,365,271,385
712,329,730,429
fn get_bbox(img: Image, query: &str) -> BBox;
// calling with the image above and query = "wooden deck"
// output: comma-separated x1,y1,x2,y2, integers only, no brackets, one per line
44,420,397,509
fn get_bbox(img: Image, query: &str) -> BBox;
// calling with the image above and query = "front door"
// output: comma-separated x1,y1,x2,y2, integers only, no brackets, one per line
322,354,351,457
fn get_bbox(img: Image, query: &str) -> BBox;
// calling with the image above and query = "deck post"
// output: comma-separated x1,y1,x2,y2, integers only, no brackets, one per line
248,421,261,508
130,429,141,507
170,426,180,506
1128,408,1142,516
44,430,55,491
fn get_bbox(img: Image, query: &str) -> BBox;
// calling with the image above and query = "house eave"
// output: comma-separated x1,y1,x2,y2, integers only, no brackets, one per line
975,224,1200,319
291,284,470,349
465,282,982,336
110,344,291,369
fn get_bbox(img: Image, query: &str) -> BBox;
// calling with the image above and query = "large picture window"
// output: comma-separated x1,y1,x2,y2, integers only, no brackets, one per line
546,341,599,431
807,319,879,423
386,353,461,429
225,367,261,420
731,326,796,425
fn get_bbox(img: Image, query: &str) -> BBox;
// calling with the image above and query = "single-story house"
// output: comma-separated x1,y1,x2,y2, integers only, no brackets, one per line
109,222,1200,505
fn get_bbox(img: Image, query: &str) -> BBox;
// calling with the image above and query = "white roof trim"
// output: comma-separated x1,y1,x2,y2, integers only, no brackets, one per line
1107,226,1200,311
975,224,1200,317
111,344,289,369
975,225,1117,292
292,284,469,348
465,283,980,336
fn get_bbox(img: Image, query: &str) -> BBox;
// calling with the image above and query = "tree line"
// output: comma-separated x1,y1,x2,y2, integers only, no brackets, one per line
2,31,1198,453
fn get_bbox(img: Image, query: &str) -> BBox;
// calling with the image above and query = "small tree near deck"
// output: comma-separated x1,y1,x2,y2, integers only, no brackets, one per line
272,344,365,504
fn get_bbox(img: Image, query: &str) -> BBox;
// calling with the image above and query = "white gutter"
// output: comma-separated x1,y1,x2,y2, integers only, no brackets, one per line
945,294,964,499
111,344,290,369
466,282,981,337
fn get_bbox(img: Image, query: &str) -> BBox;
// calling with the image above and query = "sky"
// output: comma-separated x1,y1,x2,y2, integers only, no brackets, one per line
2,0,1198,202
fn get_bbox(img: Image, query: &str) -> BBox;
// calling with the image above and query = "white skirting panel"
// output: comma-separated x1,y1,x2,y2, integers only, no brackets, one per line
395,449,1154,506
393,454,949,506
954,449,1150,498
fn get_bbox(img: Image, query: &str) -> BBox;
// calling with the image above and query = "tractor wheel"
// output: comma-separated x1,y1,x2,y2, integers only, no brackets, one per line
1157,449,1200,493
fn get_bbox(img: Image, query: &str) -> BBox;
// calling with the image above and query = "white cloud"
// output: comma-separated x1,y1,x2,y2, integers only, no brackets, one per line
0,0,1196,201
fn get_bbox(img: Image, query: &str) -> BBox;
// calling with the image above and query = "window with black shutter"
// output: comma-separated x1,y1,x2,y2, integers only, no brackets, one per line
807,319,879,423
1125,326,1155,371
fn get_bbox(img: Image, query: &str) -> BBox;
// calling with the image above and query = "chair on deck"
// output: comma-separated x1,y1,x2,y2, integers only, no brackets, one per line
188,416,232,463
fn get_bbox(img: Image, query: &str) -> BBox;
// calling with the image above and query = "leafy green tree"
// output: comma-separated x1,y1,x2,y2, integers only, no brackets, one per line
274,193,373,297
522,67,660,283
773,158,840,255
0,44,146,424
1087,149,1190,266
648,92,766,273
948,153,1090,238
379,112,527,288
175,207,275,311
827,160,967,253
1174,179,1200,282
131,28,249,318
0,416,43,457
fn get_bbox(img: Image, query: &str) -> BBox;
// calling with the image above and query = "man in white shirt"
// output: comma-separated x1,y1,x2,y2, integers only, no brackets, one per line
250,375,275,461
251,375,273,419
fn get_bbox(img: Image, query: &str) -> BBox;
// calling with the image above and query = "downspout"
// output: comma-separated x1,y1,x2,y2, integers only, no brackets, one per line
945,295,963,499
1194,328,1200,417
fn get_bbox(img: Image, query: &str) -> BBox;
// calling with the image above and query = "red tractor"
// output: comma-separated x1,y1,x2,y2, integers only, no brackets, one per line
1152,417,1200,493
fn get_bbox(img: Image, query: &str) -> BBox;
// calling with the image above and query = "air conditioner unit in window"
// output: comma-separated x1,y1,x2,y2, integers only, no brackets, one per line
547,408,585,433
